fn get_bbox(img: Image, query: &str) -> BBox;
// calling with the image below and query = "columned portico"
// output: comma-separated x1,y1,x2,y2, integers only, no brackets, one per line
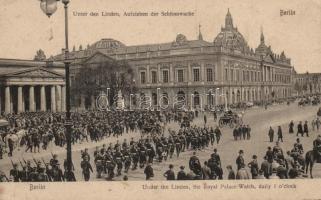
1,67,65,114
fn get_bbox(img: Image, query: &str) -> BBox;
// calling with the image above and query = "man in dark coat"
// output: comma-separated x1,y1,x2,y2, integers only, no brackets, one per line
297,121,303,137
268,127,274,142
236,150,245,170
177,166,187,180
303,121,309,137
144,162,154,180
277,126,283,142
163,164,175,180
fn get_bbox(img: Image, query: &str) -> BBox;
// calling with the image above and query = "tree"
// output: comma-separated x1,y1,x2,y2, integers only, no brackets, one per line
72,59,136,107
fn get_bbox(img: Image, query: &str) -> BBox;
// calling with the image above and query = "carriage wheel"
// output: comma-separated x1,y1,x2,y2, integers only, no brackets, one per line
219,119,224,128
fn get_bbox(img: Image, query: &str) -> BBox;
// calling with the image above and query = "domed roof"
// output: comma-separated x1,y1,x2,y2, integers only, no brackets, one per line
213,9,250,53
90,38,126,50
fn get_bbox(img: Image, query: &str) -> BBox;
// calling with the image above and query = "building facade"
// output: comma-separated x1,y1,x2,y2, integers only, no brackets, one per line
0,10,296,113
294,72,321,96
0,59,65,114
53,9,294,110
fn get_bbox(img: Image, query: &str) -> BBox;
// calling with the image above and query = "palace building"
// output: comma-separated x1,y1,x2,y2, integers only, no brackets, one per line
0,9,295,113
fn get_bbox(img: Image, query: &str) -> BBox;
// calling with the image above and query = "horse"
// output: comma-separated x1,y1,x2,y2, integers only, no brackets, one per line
305,150,321,178
4,129,27,151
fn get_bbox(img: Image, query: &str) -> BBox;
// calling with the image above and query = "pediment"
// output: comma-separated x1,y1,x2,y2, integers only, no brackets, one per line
263,54,275,63
82,51,115,64
4,67,64,78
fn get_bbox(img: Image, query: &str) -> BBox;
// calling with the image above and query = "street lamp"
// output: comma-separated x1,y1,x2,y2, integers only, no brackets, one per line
39,0,73,181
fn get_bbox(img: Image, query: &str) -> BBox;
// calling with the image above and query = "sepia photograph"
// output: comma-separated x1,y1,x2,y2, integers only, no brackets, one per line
0,0,321,199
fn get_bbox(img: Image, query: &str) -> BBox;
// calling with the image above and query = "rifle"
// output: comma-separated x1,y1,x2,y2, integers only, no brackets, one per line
31,156,38,165
23,158,27,164
41,157,47,167
51,151,54,158
9,158,15,168
18,159,24,169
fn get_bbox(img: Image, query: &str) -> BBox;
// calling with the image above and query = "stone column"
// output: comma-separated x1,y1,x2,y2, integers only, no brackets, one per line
146,65,150,83
17,86,23,113
40,86,46,111
91,95,95,110
80,94,86,110
29,86,35,112
56,85,62,112
61,85,66,112
169,63,174,83
51,86,56,112
5,86,11,113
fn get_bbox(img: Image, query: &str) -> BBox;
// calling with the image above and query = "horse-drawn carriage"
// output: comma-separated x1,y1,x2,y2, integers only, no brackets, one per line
218,111,242,128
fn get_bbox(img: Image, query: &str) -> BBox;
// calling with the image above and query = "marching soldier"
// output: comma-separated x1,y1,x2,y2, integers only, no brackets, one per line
81,155,93,181
114,149,123,176
9,163,20,182
130,145,139,170
144,162,154,180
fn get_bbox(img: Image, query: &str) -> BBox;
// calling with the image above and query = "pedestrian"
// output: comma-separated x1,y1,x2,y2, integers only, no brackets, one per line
215,126,222,144
233,126,238,141
246,125,251,140
226,165,235,180
201,161,211,180
248,155,259,179
268,127,274,142
236,150,245,170
304,121,309,137
312,119,316,131
204,114,207,125
163,164,175,180
297,121,303,137
260,156,271,179
316,118,321,131
236,164,250,179
277,126,283,142
289,120,294,134
177,166,187,180
144,162,154,180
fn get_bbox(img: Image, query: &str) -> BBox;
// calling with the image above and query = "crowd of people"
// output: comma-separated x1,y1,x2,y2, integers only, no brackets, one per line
1,101,321,182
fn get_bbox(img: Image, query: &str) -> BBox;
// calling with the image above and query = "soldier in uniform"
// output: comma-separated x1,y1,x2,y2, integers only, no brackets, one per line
50,154,59,167
130,145,139,170
114,149,123,176
144,162,154,180
81,155,93,181
297,121,303,137
9,163,20,182
175,136,181,158
51,164,64,182
210,127,215,145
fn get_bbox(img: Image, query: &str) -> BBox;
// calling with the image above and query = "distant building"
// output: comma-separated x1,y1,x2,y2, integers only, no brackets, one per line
0,9,296,113
53,9,294,110
294,72,321,96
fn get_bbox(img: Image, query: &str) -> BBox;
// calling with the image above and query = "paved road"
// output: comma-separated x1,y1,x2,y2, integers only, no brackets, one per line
1,103,321,181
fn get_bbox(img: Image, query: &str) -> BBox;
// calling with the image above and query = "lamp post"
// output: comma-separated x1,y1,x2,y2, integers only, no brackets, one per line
39,0,73,180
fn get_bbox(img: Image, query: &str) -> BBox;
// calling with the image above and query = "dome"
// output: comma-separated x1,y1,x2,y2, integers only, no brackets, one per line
213,9,250,53
90,38,126,50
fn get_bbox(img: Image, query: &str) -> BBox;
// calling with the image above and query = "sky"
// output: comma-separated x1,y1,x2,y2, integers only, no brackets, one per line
0,0,320,73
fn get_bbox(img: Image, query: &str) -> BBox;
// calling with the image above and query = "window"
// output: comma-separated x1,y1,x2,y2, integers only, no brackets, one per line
177,69,184,82
236,70,239,82
162,70,169,83
151,71,157,83
193,68,200,82
140,71,146,84
206,68,213,82
230,69,234,81
225,69,228,81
